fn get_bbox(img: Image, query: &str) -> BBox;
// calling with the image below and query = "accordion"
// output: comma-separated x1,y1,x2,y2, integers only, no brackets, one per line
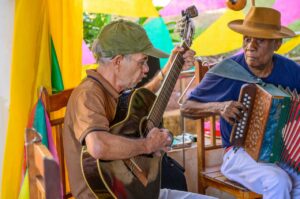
230,83,300,171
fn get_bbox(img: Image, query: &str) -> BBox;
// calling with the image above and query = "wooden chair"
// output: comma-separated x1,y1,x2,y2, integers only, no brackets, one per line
26,128,61,199
193,59,262,199
40,87,73,199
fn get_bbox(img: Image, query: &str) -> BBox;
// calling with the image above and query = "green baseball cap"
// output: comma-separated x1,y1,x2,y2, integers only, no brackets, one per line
96,19,169,58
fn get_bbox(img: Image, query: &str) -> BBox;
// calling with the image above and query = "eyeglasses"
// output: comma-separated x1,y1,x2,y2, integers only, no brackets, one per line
133,59,148,67
127,56,148,68
111,55,148,67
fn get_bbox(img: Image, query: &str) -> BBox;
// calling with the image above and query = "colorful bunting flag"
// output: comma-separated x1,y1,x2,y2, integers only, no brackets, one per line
1,2,51,198
144,18,174,67
82,40,95,65
273,0,300,26
18,171,30,199
18,98,60,199
191,9,244,56
1,0,82,198
277,35,300,55
47,0,82,89
159,0,226,17
51,38,64,94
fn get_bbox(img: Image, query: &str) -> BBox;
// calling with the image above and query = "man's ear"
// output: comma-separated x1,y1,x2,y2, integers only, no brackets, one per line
111,55,123,66
274,39,283,51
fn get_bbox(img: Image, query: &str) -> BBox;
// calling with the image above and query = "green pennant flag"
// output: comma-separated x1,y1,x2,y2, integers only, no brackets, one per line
33,99,49,147
51,38,64,94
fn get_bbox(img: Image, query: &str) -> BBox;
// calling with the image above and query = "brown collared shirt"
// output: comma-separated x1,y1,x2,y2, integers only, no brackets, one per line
63,69,119,198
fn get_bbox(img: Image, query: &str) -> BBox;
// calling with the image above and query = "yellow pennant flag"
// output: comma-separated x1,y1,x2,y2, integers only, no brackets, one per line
47,0,83,193
192,9,244,56
1,0,82,198
1,0,51,198
277,35,300,55
83,0,159,17
47,0,82,89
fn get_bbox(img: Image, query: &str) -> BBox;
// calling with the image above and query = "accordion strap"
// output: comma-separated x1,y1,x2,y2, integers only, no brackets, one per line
207,58,265,85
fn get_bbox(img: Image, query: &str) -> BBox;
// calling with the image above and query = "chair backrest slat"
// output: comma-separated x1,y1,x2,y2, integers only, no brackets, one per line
39,87,73,198
26,128,61,199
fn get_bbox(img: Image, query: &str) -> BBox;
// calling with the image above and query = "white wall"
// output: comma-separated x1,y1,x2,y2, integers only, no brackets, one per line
0,0,14,192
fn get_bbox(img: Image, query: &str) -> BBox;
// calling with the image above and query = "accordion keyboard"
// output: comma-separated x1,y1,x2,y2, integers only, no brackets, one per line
230,84,256,146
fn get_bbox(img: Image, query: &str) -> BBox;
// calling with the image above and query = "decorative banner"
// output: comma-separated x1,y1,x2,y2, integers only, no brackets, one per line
1,2,51,198
84,0,159,17
19,98,61,199
159,0,226,17
51,38,64,93
191,9,244,56
273,0,300,26
48,0,82,89
277,35,300,55
1,0,82,198
144,18,174,67
82,40,95,65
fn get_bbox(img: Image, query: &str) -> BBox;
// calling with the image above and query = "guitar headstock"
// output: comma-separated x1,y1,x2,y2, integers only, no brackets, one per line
176,5,198,47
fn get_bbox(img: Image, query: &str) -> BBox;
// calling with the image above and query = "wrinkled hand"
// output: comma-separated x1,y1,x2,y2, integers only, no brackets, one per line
169,46,196,70
219,101,246,125
146,128,172,156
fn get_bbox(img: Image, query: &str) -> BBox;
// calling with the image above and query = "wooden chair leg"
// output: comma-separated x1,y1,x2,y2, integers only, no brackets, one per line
198,176,207,194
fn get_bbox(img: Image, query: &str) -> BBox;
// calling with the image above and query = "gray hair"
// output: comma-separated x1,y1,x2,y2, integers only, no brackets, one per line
91,38,109,64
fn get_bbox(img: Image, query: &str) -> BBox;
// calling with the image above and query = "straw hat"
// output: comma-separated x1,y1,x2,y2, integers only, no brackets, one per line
228,6,296,39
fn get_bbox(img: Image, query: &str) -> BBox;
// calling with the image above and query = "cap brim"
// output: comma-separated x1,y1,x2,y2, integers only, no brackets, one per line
228,20,295,39
143,47,169,58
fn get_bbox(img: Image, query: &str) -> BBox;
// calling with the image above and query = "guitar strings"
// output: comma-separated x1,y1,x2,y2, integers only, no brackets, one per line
129,53,185,174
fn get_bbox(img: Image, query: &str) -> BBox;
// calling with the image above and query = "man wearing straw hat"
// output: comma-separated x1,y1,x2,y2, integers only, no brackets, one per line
181,5,300,199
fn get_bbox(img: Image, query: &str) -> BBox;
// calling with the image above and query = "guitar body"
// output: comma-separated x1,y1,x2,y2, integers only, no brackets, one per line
81,88,162,199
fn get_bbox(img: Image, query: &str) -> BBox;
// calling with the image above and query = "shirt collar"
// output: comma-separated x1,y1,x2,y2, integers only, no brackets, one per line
86,69,119,99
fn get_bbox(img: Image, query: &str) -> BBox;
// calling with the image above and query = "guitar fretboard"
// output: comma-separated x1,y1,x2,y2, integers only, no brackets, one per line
146,42,188,132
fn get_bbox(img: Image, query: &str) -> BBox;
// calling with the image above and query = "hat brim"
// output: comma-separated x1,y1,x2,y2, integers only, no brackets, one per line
228,19,296,39
143,47,169,58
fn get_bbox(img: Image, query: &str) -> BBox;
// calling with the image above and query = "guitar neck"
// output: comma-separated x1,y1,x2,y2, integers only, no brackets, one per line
147,42,189,129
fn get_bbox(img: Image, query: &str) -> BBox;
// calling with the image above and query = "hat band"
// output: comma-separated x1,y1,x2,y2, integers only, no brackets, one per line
243,21,281,31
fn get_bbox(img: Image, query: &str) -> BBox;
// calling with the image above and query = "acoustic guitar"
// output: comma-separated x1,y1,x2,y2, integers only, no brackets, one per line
81,6,198,199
